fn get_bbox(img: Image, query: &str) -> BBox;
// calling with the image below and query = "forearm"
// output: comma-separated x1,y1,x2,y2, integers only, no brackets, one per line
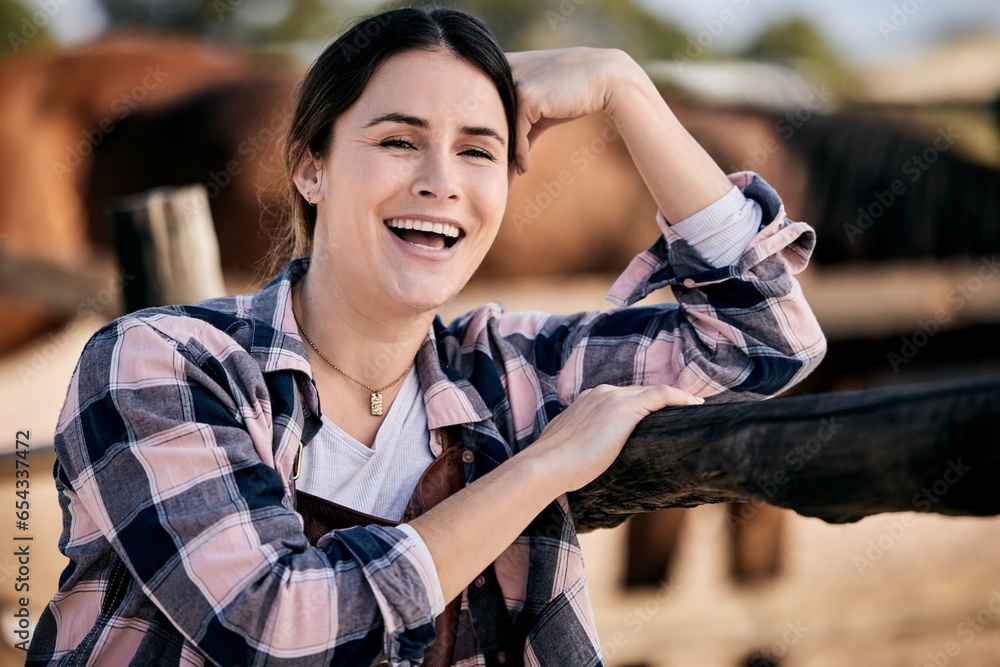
408,446,562,602
604,52,732,223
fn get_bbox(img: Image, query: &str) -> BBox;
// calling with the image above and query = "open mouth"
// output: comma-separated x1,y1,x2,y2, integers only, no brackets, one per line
385,218,462,252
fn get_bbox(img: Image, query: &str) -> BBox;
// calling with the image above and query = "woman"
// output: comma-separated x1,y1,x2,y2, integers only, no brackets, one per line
28,6,825,666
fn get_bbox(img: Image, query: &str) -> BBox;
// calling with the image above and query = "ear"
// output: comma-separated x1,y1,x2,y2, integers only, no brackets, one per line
291,145,325,205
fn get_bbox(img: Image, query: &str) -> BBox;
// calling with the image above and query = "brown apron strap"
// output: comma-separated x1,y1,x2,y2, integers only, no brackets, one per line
294,441,466,667
295,490,399,543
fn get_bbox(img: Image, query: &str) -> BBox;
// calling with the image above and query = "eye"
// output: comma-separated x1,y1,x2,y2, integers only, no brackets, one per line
380,137,415,150
461,147,496,161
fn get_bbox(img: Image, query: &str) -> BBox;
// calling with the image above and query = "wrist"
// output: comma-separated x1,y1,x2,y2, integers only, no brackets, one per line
603,50,663,121
511,442,572,499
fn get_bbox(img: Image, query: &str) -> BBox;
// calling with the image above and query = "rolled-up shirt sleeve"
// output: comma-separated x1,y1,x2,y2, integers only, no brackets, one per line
668,183,762,268
471,171,825,423
376,524,446,618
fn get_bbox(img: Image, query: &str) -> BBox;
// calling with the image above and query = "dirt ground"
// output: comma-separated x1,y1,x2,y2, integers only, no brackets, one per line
580,505,1000,666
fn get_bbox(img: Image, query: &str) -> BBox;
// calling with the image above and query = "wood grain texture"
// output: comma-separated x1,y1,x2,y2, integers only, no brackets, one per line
111,184,226,312
569,375,1000,531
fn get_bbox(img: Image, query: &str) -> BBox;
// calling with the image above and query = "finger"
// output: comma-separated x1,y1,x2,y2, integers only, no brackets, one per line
611,384,704,413
516,136,531,175
525,119,551,152
644,384,704,407
507,161,520,189
515,110,533,175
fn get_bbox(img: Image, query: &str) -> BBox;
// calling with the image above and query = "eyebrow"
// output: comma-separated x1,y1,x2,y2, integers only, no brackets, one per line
365,112,506,146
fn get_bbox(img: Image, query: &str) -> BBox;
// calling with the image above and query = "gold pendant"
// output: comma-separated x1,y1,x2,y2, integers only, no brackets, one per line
370,391,383,416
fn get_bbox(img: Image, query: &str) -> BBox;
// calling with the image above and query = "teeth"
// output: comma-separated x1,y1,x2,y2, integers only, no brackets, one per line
386,218,460,238
411,243,443,252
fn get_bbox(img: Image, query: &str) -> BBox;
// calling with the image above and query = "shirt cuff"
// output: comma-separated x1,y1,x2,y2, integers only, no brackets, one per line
668,184,762,267
397,523,446,617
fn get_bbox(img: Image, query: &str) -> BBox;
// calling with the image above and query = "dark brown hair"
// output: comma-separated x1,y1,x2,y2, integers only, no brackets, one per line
265,7,517,276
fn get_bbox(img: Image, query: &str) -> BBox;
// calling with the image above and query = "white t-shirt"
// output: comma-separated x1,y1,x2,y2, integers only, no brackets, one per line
295,365,434,521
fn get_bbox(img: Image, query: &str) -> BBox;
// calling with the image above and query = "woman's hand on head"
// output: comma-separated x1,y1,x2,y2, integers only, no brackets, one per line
528,383,703,493
507,47,641,175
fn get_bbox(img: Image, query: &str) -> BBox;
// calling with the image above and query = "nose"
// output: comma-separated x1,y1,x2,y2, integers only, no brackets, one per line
411,149,460,201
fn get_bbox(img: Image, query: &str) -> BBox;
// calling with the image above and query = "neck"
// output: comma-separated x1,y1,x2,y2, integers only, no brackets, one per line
293,260,433,390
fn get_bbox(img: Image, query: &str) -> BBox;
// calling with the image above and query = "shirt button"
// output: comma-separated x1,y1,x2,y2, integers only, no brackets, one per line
474,575,486,588
462,450,475,464
683,278,696,288
497,651,506,664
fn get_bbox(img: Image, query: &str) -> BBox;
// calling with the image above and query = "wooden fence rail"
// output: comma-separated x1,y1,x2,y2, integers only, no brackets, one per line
570,375,1000,531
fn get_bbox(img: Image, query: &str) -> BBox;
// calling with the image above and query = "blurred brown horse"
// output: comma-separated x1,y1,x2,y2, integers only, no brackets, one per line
0,33,252,351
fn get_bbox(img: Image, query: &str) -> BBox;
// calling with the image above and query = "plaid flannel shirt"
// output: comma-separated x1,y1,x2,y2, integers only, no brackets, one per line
28,172,825,666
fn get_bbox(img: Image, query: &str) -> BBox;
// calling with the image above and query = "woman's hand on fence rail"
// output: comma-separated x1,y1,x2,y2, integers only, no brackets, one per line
409,382,702,601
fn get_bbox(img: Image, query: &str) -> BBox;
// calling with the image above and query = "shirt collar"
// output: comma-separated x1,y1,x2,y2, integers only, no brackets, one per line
243,256,318,414
417,318,494,429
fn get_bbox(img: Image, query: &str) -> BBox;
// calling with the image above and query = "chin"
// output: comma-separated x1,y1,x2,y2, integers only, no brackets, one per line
391,282,463,316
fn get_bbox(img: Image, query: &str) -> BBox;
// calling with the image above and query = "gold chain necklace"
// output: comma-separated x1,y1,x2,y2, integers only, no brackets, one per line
291,300,413,417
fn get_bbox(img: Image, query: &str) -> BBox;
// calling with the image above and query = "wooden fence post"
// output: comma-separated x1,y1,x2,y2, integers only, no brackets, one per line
111,184,226,312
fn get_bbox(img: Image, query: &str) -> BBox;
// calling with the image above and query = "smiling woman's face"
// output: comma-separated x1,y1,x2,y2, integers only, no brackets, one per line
300,48,510,317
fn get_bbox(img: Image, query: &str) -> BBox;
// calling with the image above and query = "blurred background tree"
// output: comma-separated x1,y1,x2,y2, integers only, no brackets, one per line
378,0,691,58
1,0,57,58
87,0,850,90
92,0,704,62
742,17,855,95
96,0,359,56
4,0,856,92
